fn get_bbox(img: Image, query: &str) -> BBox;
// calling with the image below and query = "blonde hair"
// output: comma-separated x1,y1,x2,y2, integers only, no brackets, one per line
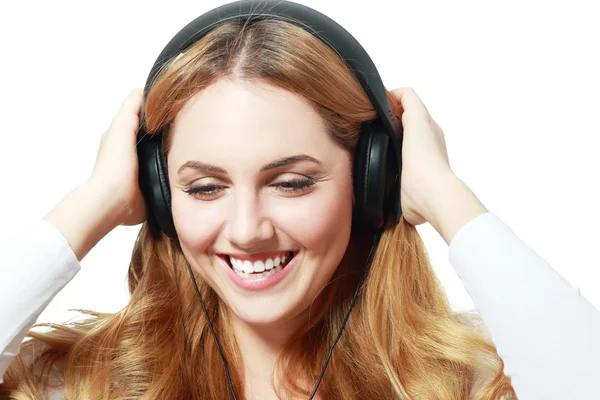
1,19,516,399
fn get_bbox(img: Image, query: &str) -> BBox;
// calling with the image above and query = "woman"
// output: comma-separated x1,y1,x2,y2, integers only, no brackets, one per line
1,9,599,400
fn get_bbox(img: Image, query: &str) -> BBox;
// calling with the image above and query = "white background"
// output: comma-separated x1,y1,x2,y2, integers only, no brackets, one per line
0,0,598,326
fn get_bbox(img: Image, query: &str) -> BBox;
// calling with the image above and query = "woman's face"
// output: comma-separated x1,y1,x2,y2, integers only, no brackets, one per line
167,78,353,326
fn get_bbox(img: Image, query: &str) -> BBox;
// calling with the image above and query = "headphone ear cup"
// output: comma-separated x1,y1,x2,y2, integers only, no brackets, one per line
137,132,178,239
353,120,391,229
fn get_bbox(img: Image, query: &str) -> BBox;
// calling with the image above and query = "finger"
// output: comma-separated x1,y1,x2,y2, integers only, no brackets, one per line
113,88,144,129
391,87,430,117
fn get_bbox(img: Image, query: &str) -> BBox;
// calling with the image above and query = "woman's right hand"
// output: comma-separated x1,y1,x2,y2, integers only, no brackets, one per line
44,89,148,261
87,88,147,226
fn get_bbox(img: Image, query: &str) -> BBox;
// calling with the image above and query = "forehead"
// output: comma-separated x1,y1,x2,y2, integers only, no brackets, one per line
168,78,338,169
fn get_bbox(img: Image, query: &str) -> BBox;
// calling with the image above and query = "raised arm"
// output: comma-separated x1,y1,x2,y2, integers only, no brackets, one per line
391,87,600,398
437,175,600,398
0,89,147,384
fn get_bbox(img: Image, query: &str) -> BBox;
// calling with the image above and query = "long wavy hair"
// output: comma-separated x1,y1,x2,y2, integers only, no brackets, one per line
1,18,516,399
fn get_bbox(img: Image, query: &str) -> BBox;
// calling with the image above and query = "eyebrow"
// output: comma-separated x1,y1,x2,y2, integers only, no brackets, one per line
177,154,322,176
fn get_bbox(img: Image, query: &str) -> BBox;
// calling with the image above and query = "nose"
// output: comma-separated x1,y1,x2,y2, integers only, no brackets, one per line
225,191,274,250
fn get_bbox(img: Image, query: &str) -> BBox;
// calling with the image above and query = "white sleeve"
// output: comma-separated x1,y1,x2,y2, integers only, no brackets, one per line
0,219,81,384
449,212,600,399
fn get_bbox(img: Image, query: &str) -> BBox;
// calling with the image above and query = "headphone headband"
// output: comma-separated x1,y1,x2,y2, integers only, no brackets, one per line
144,1,402,149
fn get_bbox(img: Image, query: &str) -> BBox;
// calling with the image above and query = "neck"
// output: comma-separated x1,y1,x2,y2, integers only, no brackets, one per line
230,310,309,374
227,305,320,399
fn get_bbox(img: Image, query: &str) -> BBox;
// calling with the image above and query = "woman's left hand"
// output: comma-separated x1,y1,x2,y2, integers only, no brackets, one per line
391,88,455,226
391,88,488,243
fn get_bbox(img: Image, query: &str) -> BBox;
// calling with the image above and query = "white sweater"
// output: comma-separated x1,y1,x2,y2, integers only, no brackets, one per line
1,213,599,399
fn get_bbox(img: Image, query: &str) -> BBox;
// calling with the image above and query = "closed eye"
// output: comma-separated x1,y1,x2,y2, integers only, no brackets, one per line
183,178,316,200
183,184,224,198
270,178,315,193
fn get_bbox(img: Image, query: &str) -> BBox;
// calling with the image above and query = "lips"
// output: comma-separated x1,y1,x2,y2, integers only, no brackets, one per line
223,251,296,275
216,250,300,291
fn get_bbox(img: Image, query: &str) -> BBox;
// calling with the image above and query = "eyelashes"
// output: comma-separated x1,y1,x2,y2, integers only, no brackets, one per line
183,184,223,198
183,178,316,200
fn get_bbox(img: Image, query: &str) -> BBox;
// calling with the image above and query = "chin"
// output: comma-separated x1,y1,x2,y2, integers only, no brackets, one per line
228,300,302,326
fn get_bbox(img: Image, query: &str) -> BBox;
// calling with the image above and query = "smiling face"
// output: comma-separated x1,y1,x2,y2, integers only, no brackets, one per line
166,78,354,327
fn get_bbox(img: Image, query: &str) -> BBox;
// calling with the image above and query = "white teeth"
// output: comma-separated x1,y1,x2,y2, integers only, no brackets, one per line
265,259,274,270
229,252,293,274
243,260,253,274
233,265,283,278
254,260,265,273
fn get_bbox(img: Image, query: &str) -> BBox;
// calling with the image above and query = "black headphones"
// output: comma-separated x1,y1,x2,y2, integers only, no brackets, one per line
135,3,404,396
136,0,404,240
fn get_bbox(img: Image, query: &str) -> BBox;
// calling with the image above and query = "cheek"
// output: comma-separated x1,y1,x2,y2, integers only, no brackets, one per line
274,183,353,254
171,195,222,251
